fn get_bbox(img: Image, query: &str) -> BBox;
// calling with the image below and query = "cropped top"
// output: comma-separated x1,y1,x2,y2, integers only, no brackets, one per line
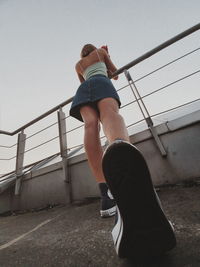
83,61,108,80
79,49,108,80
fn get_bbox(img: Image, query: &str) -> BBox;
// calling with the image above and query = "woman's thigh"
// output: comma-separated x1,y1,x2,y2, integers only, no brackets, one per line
97,98,119,119
80,105,100,128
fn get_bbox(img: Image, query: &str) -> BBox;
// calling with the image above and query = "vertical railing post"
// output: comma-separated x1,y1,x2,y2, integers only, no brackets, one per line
124,70,167,156
15,130,26,195
57,108,72,203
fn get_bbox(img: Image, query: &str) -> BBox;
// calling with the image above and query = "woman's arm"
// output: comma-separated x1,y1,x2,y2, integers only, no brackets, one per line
75,63,85,83
100,48,118,80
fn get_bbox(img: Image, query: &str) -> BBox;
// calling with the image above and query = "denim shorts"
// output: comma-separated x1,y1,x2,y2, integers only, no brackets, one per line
69,75,121,122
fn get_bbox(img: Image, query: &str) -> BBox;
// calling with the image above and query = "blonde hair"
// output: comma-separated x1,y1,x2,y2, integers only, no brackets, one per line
81,44,97,58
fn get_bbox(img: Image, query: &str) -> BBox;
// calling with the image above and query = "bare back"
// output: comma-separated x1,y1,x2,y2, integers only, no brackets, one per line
76,48,118,82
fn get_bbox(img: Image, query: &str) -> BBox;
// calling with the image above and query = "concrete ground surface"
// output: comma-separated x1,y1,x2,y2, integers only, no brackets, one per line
0,184,200,267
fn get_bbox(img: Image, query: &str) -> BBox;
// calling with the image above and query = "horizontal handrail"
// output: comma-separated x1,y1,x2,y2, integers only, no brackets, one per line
0,97,73,136
0,23,199,136
112,23,200,77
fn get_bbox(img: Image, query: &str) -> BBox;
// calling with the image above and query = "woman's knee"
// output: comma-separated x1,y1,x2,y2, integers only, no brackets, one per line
84,118,100,132
80,106,100,131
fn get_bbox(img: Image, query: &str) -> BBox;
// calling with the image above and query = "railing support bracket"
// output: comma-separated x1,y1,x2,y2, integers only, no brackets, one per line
15,131,26,195
124,70,167,157
57,108,72,203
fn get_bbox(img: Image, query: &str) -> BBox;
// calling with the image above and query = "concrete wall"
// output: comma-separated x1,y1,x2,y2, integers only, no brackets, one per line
0,110,199,214
15,168,69,211
135,124,200,185
70,158,99,200
0,189,12,214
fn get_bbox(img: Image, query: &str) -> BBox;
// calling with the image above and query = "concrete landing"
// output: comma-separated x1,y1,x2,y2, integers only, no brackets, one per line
0,185,200,267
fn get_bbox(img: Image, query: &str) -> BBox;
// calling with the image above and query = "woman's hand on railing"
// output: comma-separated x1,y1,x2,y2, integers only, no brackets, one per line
101,45,109,56
107,69,118,80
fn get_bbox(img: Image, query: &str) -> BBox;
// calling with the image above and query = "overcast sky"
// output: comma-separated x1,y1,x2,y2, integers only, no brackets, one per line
0,0,199,173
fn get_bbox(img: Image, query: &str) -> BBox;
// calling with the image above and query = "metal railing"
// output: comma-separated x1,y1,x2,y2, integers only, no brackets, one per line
0,23,200,195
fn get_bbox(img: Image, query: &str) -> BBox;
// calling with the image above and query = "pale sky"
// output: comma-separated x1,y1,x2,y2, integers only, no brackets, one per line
0,0,200,174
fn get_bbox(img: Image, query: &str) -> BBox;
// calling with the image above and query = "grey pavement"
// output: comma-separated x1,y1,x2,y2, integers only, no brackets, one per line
0,184,200,267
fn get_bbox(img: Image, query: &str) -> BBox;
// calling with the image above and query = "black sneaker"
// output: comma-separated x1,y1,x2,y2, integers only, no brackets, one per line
102,140,176,258
99,183,116,218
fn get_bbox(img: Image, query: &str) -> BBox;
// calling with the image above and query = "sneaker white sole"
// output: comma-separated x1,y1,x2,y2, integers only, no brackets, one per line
100,205,116,218
112,206,123,255
112,207,175,257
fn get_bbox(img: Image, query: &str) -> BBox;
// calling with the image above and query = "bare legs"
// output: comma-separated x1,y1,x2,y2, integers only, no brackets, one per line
97,98,129,143
80,98,129,183
80,106,105,183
